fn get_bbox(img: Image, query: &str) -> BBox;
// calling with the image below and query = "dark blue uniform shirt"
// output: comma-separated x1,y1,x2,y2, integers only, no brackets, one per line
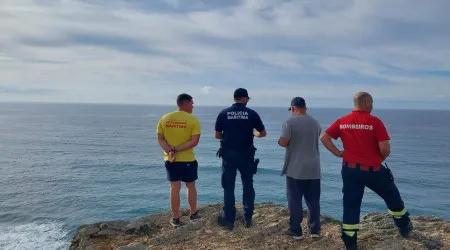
215,103,265,151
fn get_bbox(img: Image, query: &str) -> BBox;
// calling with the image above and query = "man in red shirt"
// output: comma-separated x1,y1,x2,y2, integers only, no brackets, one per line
320,92,413,250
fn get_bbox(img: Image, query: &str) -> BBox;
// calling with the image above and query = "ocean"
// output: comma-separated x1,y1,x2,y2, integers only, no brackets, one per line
1,102,449,249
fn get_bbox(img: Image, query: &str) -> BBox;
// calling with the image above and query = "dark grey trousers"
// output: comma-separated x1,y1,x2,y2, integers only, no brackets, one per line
286,176,321,235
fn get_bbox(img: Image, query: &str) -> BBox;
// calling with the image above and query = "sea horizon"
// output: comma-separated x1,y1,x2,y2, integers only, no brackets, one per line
2,100,450,112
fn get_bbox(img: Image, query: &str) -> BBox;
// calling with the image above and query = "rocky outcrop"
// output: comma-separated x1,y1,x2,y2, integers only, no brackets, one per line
70,203,450,250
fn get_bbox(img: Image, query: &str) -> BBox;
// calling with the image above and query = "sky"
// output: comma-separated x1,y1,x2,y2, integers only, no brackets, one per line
1,0,450,109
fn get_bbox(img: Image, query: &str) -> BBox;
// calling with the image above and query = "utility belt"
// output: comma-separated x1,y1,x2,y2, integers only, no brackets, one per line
343,161,381,172
216,140,259,174
216,141,257,158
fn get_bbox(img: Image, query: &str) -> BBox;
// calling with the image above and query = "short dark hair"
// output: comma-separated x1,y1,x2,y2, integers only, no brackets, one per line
177,93,193,106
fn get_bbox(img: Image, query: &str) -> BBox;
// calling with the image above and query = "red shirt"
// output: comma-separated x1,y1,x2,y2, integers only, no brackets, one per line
325,110,390,166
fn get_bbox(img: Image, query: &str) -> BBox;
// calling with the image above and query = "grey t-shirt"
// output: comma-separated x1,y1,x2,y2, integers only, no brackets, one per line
280,114,321,180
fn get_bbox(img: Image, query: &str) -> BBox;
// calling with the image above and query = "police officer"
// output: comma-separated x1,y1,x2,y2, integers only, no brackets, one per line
320,92,413,249
214,88,266,230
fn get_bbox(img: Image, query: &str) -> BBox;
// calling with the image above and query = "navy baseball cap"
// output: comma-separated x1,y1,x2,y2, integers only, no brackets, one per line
234,88,250,98
288,97,306,110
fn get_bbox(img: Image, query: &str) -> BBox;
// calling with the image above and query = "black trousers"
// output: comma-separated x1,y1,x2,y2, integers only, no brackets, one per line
221,150,255,223
286,176,321,235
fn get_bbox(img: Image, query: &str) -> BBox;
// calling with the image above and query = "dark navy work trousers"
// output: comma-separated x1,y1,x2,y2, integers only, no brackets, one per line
221,150,255,223
286,176,321,235
341,163,410,247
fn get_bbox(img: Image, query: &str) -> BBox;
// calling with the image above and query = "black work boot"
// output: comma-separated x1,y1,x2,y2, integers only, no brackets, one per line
399,221,413,237
243,215,253,228
217,215,234,231
341,231,358,250
393,212,413,237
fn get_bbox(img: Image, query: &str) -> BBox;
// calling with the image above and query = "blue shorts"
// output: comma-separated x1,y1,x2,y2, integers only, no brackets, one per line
165,160,198,182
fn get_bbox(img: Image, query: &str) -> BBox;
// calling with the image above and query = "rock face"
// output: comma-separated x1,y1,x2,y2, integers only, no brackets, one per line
70,203,450,250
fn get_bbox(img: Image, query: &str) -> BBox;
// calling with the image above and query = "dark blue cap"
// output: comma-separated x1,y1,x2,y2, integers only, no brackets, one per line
288,97,306,110
234,88,250,98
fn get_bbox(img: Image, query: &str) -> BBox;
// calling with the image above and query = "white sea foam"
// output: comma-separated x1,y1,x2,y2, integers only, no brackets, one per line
0,221,70,250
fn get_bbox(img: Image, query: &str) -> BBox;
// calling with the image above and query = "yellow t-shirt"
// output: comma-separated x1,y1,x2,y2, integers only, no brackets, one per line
156,111,201,162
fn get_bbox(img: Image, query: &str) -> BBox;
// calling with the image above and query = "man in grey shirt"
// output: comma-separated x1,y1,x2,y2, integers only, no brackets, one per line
278,97,321,240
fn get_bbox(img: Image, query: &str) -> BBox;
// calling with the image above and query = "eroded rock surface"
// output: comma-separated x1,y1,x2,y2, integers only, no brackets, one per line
70,203,450,250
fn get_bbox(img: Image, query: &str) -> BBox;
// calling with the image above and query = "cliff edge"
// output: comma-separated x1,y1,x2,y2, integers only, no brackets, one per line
70,203,449,250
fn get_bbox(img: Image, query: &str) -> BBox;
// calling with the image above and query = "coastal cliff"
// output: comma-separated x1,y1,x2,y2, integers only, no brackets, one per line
70,203,449,250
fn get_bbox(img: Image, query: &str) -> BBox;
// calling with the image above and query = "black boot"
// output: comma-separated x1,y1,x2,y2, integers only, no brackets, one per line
392,212,413,237
399,221,413,237
217,215,234,231
341,231,358,250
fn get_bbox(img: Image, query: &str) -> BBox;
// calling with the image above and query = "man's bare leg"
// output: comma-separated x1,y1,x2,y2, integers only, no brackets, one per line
170,181,182,218
186,181,197,215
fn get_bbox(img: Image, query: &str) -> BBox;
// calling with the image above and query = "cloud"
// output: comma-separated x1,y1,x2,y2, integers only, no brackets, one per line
0,86,56,95
0,0,449,109
256,51,301,69
200,86,213,94
164,0,181,8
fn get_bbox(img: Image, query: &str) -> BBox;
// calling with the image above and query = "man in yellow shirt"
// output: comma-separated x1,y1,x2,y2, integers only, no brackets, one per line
156,93,201,227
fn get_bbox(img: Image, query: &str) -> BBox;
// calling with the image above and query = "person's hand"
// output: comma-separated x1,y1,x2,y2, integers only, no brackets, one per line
169,150,176,162
336,150,344,158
